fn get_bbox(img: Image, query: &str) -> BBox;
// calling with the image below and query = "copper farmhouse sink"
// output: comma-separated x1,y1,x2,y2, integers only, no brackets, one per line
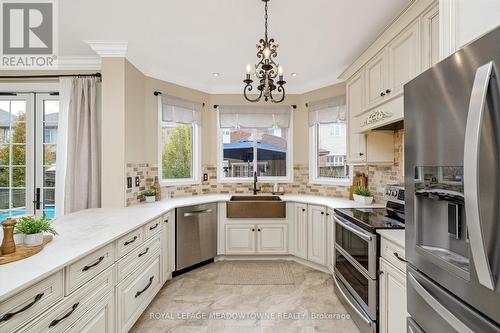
226,196,286,218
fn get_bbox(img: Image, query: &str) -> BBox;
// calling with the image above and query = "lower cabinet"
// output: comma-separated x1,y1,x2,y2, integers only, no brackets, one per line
65,291,114,333
326,209,335,274
379,257,407,333
161,211,173,283
292,203,308,259
307,205,327,266
225,223,288,255
116,255,162,333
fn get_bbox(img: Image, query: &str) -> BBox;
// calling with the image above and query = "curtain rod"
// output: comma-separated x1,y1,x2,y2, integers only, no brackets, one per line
154,91,205,107
213,104,297,109
0,73,101,79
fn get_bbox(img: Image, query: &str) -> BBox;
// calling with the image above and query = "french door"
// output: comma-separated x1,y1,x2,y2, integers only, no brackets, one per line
0,93,59,221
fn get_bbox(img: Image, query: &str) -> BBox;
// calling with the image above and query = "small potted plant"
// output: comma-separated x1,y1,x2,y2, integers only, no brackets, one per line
15,216,57,247
353,187,374,205
144,189,157,203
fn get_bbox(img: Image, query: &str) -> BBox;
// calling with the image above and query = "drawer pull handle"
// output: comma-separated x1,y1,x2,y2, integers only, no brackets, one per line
149,223,159,230
124,236,138,246
48,302,79,328
393,252,408,263
135,276,154,298
138,247,149,257
82,256,104,272
0,292,44,322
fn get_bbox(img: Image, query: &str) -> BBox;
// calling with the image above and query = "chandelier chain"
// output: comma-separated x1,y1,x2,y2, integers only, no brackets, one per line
264,1,268,42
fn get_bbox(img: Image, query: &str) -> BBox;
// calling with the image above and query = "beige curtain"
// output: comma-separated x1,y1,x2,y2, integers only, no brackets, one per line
57,77,100,215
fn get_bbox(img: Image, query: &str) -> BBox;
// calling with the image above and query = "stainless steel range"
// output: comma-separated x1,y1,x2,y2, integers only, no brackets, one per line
333,185,405,333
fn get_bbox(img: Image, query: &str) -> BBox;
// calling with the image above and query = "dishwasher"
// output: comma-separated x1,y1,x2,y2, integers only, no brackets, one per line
175,203,217,273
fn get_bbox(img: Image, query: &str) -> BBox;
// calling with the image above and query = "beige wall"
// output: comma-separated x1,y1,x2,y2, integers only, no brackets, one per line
124,61,146,163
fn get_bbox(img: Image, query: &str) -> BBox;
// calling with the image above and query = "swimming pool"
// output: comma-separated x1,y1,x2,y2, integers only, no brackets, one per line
0,207,55,221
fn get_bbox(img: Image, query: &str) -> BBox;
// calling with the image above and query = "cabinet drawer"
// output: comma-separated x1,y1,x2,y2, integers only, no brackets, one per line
0,270,64,333
143,218,162,240
117,255,161,333
65,243,114,295
116,235,161,283
18,266,114,333
64,291,114,333
116,228,144,259
381,237,406,272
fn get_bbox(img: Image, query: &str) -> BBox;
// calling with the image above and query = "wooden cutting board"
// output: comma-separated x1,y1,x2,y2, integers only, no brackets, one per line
349,173,368,200
0,235,53,265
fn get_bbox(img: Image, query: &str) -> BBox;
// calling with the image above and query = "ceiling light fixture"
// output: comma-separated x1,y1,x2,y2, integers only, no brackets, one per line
213,73,220,77
291,72,298,77
243,0,286,103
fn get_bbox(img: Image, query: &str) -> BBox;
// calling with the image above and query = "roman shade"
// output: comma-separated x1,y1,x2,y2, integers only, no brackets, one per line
307,95,347,126
218,105,292,128
160,94,203,125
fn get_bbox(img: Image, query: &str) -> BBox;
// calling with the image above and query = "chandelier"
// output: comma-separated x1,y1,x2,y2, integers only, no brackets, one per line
243,0,286,103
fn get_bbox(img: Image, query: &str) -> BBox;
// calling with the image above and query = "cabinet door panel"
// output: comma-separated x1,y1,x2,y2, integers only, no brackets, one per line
307,205,327,266
347,70,367,163
365,52,387,109
257,224,287,254
387,20,420,96
293,203,308,259
225,225,256,254
422,4,440,70
379,258,407,333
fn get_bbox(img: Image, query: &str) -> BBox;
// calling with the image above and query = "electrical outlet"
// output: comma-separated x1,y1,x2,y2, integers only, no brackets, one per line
127,177,132,189
135,176,140,187
203,173,209,182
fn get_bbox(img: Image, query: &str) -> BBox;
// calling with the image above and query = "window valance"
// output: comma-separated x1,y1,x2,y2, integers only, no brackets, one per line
307,95,346,126
218,105,292,129
160,94,203,125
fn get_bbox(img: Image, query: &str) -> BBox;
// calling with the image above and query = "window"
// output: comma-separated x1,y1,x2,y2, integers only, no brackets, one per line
217,106,293,182
308,96,351,185
158,95,202,185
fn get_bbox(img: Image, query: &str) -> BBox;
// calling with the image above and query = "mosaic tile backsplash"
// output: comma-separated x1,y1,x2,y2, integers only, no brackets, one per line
125,130,404,206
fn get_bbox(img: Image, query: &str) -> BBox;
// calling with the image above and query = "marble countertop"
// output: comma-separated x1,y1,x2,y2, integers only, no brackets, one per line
377,229,405,248
0,194,383,301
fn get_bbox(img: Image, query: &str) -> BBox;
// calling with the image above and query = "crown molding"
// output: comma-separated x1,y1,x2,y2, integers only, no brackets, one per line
85,40,128,57
56,56,101,70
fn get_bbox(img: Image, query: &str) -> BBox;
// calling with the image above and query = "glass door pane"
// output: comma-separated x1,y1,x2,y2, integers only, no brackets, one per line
36,95,58,218
0,95,33,221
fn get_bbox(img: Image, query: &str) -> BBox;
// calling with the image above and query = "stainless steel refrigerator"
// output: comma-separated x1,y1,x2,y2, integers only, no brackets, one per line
404,26,500,333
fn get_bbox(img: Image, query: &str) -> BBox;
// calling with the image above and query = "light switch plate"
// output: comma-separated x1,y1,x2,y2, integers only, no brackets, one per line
203,173,209,181
135,176,140,187
127,177,132,189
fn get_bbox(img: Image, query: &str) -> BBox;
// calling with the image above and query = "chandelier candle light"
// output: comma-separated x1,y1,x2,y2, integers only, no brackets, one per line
244,0,286,103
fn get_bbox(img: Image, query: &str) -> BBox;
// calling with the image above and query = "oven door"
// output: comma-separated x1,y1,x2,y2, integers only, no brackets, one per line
334,213,377,279
335,248,377,320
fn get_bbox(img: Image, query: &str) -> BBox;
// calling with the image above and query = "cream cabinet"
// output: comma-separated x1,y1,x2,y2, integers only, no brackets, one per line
292,203,308,259
256,224,288,254
225,224,256,254
365,51,388,109
161,211,173,283
347,70,367,163
379,258,407,333
307,205,327,266
440,0,500,59
65,291,114,333
422,3,440,70
326,209,335,275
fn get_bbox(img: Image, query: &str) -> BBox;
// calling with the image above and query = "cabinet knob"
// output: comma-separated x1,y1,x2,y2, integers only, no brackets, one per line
321,212,325,215
385,89,391,94
302,208,306,212
359,152,364,156
380,92,386,97
378,270,384,276
258,228,261,232
252,228,255,232
164,219,169,224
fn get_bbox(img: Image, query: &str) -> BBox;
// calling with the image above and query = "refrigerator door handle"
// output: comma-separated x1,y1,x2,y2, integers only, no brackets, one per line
463,61,498,290
408,272,475,333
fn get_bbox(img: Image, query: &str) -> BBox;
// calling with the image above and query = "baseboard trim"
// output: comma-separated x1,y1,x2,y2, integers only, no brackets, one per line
216,255,331,274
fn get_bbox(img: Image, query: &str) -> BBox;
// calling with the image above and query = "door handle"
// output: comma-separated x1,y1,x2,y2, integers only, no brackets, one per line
408,273,474,333
48,302,79,328
463,61,498,290
33,188,41,210
333,215,373,242
183,209,213,217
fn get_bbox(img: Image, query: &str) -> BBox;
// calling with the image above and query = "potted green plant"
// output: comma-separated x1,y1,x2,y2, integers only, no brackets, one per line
144,189,157,203
353,187,374,205
15,216,57,246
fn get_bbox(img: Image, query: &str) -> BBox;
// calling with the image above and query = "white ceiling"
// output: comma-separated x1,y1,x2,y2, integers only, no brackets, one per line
59,0,411,94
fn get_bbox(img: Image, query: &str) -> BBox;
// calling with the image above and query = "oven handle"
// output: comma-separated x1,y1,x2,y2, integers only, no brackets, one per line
333,275,372,326
333,214,373,242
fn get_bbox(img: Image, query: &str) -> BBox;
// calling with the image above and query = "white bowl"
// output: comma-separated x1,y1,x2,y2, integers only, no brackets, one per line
13,233,24,245
353,194,374,205
24,232,44,246
145,196,156,203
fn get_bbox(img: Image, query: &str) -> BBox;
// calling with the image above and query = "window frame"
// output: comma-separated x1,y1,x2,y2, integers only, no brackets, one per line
216,110,293,184
309,123,352,186
157,101,201,187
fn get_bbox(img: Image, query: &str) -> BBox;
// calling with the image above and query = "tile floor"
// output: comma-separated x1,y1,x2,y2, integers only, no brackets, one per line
131,261,361,333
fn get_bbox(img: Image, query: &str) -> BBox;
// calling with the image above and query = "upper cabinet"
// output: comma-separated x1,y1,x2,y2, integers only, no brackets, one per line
440,0,500,59
341,0,439,164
